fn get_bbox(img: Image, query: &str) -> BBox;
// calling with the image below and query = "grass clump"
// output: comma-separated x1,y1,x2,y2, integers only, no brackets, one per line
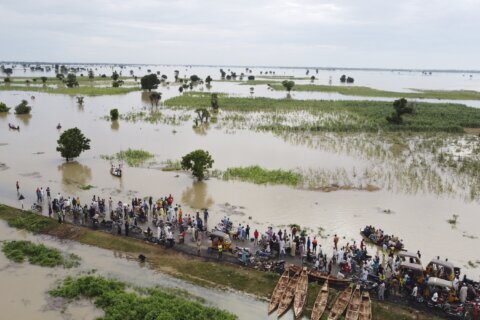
3,210,56,233
161,159,182,171
223,165,301,186
115,149,154,167
2,240,80,268
50,276,236,320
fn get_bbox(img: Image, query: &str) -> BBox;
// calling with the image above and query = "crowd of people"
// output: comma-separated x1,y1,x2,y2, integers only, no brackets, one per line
17,182,480,319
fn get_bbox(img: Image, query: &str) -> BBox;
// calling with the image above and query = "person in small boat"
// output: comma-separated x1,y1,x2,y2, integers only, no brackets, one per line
56,123,61,129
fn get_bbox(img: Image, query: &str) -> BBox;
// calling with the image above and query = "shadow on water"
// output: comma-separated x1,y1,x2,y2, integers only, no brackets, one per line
57,161,92,193
181,181,214,209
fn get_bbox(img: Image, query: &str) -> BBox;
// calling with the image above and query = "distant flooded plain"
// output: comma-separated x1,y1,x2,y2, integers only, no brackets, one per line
0,66,479,283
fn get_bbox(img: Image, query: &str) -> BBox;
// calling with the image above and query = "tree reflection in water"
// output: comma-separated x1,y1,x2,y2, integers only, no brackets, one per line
181,180,214,209
57,161,92,194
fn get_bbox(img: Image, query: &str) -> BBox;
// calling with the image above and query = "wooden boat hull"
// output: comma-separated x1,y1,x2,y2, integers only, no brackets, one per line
358,292,372,320
277,271,300,317
293,268,309,319
268,270,289,314
327,286,353,320
345,286,361,320
308,269,352,285
311,280,329,320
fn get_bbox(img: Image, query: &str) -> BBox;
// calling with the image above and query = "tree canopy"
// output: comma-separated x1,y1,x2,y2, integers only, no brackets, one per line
14,100,31,114
140,74,160,91
181,150,214,181
281,80,295,92
65,73,79,88
56,128,91,161
386,98,416,124
0,102,10,113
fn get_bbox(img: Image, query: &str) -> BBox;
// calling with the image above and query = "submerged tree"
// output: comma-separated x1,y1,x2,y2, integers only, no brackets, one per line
281,80,295,92
110,108,119,121
195,108,211,123
0,102,10,113
181,149,214,181
40,76,48,84
56,127,91,161
14,100,31,114
386,98,415,124
205,76,212,85
140,74,160,91
111,71,120,81
76,96,84,105
88,70,94,80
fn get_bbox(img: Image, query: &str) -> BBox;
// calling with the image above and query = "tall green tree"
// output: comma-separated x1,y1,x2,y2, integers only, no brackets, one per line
88,70,94,80
386,98,415,124
181,150,214,181
140,74,160,91
56,128,91,161
65,73,78,88
111,71,120,81
211,93,219,112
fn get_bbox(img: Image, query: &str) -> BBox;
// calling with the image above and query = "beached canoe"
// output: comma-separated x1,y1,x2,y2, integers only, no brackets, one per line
345,285,361,320
327,285,353,320
268,270,290,314
311,280,329,320
277,270,301,317
293,267,309,319
308,269,352,285
358,291,372,320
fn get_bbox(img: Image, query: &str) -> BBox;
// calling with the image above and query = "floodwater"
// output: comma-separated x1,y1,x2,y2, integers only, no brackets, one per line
0,220,289,319
0,68,479,285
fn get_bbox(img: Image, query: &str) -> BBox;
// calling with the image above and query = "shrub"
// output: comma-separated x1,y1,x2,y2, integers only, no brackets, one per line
0,102,10,113
14,100,31,114
110,109,119,121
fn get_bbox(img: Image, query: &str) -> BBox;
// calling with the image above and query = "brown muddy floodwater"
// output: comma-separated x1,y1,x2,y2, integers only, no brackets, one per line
0,89,479,282
0,220,288,319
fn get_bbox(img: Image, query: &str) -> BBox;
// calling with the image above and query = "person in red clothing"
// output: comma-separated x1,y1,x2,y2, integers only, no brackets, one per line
253,229,259,246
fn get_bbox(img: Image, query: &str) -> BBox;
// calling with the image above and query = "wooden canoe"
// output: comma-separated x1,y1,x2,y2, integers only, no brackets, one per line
293,267,309,319
345,285,361,320
327,285,353,320
277,271,301,317
311,280,329,320
268,270,290,314
358,291,372,320
308,269,352,285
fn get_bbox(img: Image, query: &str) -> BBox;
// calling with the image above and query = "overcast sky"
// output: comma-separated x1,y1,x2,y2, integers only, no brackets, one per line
1,0,479,69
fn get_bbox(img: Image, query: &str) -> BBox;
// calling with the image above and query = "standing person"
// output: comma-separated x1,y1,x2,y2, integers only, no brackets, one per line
16,181,19,193
46,187,51,200
459,284,468,303
125,219,129,236
245,225,250,240
253,229,259,246
328,260,333,275
217,242,223,260
378,282,386,301
203,209,209,225
148,196,153,212
307,236,311,252
48,203,52,218
333,234,339,251
312,237,318,253
197,233,202,256
279,238,286,257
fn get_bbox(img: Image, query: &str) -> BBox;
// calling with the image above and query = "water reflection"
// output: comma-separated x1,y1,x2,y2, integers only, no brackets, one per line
57,161,92,193
110,120,119,131
192,123,210,136
15,114,31,126
181,181,214,209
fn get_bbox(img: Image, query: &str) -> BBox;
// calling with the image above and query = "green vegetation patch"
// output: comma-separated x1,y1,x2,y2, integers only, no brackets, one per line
268,83,480,100
2,240,80,268
1,209,56,233
50,276,236,320
0,85,139,96
222,165,301,186
165,93,480,132
111,149,154,167
161,159,182,171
